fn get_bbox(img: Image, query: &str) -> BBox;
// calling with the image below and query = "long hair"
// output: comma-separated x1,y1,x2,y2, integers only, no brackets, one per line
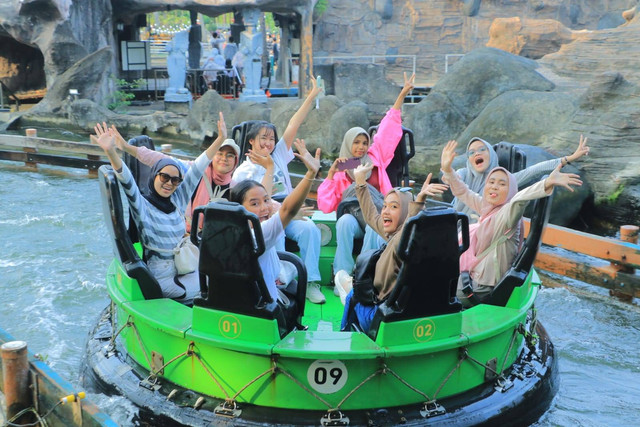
229,179,265,204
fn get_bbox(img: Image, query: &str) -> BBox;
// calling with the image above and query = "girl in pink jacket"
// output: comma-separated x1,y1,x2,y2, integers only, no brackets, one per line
318,73,415,280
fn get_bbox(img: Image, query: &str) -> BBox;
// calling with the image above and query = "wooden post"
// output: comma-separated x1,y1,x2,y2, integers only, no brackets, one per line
24,128,38,169
297,2,314,97
620,225,639,244
87,154,100,177
609,225,638,301
2,341,33,423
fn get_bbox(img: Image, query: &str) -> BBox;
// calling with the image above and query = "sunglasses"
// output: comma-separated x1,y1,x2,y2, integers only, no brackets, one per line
156,172,183,186
467,147,488,157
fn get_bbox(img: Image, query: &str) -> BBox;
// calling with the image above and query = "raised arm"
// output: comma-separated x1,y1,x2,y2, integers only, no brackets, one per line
415,173,449,204
203,112,228,160
278,139,321,227
515,134,590,186
367,73,414,169
392,72,415,111
92,124,122,172
281,76,322,150
353,163,385,236
246,149,275,196
564,134,590,165
99,123,192,171
441,140,483,214
543,162,583,193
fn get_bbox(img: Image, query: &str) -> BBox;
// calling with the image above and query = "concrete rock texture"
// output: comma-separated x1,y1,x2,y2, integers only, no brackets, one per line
2,0,640,226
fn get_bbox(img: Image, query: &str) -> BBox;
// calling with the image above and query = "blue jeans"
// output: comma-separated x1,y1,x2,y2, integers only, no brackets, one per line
333,213,385,274
340,290,377,333
276,218,322,283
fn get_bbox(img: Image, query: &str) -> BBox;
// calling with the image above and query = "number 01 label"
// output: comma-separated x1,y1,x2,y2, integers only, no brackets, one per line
307,360,348,394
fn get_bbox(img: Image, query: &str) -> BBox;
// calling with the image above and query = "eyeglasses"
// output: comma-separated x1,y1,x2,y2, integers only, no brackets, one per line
467,147,488,157
215,152,237,160
156,172,183,186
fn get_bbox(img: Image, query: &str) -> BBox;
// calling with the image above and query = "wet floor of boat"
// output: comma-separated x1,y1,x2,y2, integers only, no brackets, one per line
302,285,345,331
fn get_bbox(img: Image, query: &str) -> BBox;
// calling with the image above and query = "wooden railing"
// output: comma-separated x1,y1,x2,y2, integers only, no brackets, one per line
0,132,193,176
524,219,640,300
0,133,107,176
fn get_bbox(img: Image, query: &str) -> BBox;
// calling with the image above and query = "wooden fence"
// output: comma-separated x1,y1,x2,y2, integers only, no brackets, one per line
524,219,639,300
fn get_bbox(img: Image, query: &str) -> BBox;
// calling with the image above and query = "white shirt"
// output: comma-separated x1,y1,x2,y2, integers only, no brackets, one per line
257,213,285,302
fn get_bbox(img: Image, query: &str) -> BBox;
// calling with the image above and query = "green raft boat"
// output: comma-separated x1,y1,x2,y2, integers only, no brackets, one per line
82,155,558,426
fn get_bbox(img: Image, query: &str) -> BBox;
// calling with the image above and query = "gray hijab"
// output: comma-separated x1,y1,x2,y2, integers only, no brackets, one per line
452,137,499,219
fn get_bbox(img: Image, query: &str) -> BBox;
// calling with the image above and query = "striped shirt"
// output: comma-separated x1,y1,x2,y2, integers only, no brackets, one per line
116,151,210,263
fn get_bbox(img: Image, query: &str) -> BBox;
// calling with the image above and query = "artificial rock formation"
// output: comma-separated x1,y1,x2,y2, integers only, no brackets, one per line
2,0,640,225
313,0,636,84
0,0,115,103
487,17,577,59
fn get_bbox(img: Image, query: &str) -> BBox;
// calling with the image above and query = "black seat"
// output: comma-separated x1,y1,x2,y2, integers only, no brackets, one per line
368,125,416,187
231,120,280,162
191,201,306,337
368,206,467,340
482,193,553,306
98,165,163,300
493,141,527,173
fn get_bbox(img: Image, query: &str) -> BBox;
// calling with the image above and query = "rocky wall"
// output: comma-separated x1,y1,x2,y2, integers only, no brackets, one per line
313,0,637,84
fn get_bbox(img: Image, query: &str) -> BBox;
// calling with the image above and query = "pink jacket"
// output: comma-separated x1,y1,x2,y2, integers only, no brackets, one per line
317,108,403,213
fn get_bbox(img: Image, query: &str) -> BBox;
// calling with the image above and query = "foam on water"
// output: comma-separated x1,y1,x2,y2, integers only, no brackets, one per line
534,287,640,426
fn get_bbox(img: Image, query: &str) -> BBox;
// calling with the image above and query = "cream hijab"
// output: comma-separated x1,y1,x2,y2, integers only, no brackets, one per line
339,127,372,180
473,167,519,255
383,188,414,238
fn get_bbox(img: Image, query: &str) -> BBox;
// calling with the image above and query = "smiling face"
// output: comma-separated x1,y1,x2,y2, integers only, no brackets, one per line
248,127,276,157
153,165,181,197
381,192,403,234
241,185,271,222
350,133,370,158
483,170,510,206
212,146,237,174
467,139,491,173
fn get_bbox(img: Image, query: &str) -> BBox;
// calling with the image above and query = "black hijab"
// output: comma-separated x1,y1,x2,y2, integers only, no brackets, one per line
143,158,183,214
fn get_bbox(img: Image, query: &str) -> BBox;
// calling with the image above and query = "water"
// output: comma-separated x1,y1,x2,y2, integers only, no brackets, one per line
1,162,638,426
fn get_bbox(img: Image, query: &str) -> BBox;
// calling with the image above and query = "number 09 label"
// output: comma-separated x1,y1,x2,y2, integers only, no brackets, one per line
307,360,348,394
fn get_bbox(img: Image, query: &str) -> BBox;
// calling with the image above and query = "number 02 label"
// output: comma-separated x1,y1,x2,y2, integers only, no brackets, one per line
413,319,436,342
307,360,348,394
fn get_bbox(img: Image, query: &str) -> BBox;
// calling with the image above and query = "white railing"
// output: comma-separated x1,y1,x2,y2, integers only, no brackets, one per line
444,54,465,73
314,55,417,77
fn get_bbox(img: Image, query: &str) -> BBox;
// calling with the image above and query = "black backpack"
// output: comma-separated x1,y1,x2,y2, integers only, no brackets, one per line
351,244,387,306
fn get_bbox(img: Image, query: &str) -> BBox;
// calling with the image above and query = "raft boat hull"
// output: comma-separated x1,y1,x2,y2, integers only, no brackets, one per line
83,303,558,427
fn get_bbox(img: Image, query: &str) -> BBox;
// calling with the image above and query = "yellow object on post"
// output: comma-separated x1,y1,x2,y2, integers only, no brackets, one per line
60,391,86,404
